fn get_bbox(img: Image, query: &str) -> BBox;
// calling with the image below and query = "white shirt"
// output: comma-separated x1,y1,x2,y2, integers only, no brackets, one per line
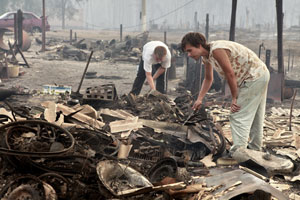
142,41,171,72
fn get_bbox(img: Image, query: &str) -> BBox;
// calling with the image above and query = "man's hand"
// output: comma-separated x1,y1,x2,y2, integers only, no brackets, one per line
192,99,202,111
231,98,240,113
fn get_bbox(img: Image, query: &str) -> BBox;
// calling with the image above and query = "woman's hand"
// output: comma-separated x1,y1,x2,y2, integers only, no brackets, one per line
231,98,240,113
192,99,202,111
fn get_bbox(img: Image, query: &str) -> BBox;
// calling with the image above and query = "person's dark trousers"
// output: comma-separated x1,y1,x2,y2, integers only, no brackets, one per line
130,59,165,95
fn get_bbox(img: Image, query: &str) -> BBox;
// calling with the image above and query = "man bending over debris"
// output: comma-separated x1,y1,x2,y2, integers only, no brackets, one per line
181,32,270,155
130,41,171,95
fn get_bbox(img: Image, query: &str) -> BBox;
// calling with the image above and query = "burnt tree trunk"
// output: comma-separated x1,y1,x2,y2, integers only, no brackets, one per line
229,0,237,41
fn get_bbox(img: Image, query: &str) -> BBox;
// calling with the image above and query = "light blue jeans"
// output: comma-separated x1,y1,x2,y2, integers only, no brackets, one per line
229,69,270,153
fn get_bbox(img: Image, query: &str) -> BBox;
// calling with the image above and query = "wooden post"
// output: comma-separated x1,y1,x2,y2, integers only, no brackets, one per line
13,13,17,42
276,0,284,74
70,29,73,44
229,0,237,41
164,31,167,44
291,54,294,70
168,46,176,80
288,49,290,72
120,24,123,42
265,49,271,69
205,13,209,40
276,0,284,101
17,10,23,48
41,0,46,51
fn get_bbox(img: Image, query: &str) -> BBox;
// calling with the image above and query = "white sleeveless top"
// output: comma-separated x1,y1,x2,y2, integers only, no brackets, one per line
202,40,268,87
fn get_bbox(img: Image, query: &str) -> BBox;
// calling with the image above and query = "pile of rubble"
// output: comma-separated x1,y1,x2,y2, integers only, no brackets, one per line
40,32,149,63
0,88,298,199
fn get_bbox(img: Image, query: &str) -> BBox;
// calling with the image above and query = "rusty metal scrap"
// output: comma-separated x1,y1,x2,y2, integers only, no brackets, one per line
0,92,293,199
0,28,31,51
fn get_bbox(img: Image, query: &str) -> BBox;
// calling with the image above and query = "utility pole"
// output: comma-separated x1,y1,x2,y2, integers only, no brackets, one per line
205,13,209,40
276,0,284,101
41,0,46,51
229,0,237,41
141,0,147,32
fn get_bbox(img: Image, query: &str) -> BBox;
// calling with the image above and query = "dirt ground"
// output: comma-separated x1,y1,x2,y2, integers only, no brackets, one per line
2,29,300,105
2,28,299,108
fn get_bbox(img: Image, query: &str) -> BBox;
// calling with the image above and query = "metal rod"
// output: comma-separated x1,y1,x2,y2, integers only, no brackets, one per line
76,51,94,94
16,44,30,68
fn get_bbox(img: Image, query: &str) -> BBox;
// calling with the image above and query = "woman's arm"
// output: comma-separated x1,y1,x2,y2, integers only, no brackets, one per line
193,62,213,110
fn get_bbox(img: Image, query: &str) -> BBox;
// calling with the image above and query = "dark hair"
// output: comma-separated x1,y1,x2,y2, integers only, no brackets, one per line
181,32,210,52
154,46,167,59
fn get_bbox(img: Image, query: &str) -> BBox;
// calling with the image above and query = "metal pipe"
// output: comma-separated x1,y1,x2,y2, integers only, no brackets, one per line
76,51,94,94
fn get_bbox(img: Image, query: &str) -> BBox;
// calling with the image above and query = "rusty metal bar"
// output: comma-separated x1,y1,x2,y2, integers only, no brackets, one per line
8,41,18,64
16,44,30,68
76,51,94,94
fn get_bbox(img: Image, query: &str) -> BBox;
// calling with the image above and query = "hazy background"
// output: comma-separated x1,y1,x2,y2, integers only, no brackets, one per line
83,0,300,31
1,0,300,31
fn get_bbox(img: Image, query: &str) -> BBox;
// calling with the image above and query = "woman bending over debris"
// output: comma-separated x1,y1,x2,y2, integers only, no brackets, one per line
130,41,171,95
181,32,270,155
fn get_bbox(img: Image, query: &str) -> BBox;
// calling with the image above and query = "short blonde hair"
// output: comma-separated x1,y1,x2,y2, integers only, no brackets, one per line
154,46,167,59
